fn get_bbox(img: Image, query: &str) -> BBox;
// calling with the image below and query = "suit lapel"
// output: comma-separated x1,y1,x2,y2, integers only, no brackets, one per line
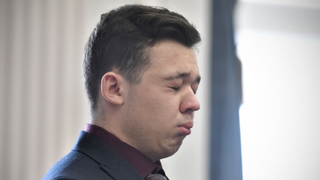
73,131,144,180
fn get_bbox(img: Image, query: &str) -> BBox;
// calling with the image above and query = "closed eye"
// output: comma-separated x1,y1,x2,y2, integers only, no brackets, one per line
171,87,180,91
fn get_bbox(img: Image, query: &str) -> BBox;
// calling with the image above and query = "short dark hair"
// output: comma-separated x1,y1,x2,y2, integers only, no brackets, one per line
83,4,201,111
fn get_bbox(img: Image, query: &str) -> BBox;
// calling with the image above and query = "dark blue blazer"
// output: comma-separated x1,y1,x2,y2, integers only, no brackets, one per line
43,131,145,180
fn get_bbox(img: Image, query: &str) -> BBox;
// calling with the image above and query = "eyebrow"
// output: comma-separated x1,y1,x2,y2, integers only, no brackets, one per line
165,72,201,84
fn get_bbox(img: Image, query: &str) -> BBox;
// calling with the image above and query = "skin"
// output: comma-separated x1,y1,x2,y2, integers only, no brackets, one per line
98,39,201,162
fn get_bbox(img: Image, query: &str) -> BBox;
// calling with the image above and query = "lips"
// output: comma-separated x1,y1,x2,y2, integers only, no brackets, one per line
178,121,193,135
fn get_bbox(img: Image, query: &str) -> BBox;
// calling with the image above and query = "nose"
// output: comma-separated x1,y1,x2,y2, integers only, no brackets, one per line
179,92,200,114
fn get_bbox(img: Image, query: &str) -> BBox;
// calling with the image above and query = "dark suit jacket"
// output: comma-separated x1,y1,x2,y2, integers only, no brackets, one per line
43,131,145,180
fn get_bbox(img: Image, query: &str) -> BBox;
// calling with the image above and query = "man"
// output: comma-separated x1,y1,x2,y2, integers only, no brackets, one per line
44,4,201,180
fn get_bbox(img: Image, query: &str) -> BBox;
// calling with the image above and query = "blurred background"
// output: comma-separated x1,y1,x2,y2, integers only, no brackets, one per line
236,0,320,180
0,0,319,180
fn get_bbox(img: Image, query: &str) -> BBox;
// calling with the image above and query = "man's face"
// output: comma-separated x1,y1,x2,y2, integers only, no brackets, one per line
120,40,200,162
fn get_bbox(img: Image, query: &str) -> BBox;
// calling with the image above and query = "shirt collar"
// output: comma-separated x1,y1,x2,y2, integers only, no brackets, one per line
85,123,166,178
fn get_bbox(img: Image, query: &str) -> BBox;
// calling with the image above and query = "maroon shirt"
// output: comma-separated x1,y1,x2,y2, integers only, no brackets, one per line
85,123,166,178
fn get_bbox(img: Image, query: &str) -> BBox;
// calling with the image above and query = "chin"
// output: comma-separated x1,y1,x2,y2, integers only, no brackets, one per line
161,149,179,159
159,135,186,158
163,142,183,158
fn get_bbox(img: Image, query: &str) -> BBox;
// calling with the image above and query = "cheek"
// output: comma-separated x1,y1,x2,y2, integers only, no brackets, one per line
147,93,176,110
148,98,180,126
136,87,181,122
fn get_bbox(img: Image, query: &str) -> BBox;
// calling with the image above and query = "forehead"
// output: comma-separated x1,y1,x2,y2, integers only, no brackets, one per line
146,40,199,77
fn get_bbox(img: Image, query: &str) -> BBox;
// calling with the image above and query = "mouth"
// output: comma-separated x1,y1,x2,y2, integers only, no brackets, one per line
178,121,193,135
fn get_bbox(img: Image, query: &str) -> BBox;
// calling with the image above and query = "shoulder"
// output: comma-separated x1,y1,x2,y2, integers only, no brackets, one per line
43,150,114,180
43,150,116,180
43,131,144,180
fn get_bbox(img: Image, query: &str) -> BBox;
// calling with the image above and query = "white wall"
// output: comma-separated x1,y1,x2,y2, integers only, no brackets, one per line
235,1,320,180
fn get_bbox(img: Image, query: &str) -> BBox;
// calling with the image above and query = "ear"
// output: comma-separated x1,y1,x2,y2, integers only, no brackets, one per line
100,72,124,105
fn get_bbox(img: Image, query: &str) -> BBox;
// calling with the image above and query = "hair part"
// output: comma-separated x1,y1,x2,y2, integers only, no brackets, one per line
83,4,201,113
